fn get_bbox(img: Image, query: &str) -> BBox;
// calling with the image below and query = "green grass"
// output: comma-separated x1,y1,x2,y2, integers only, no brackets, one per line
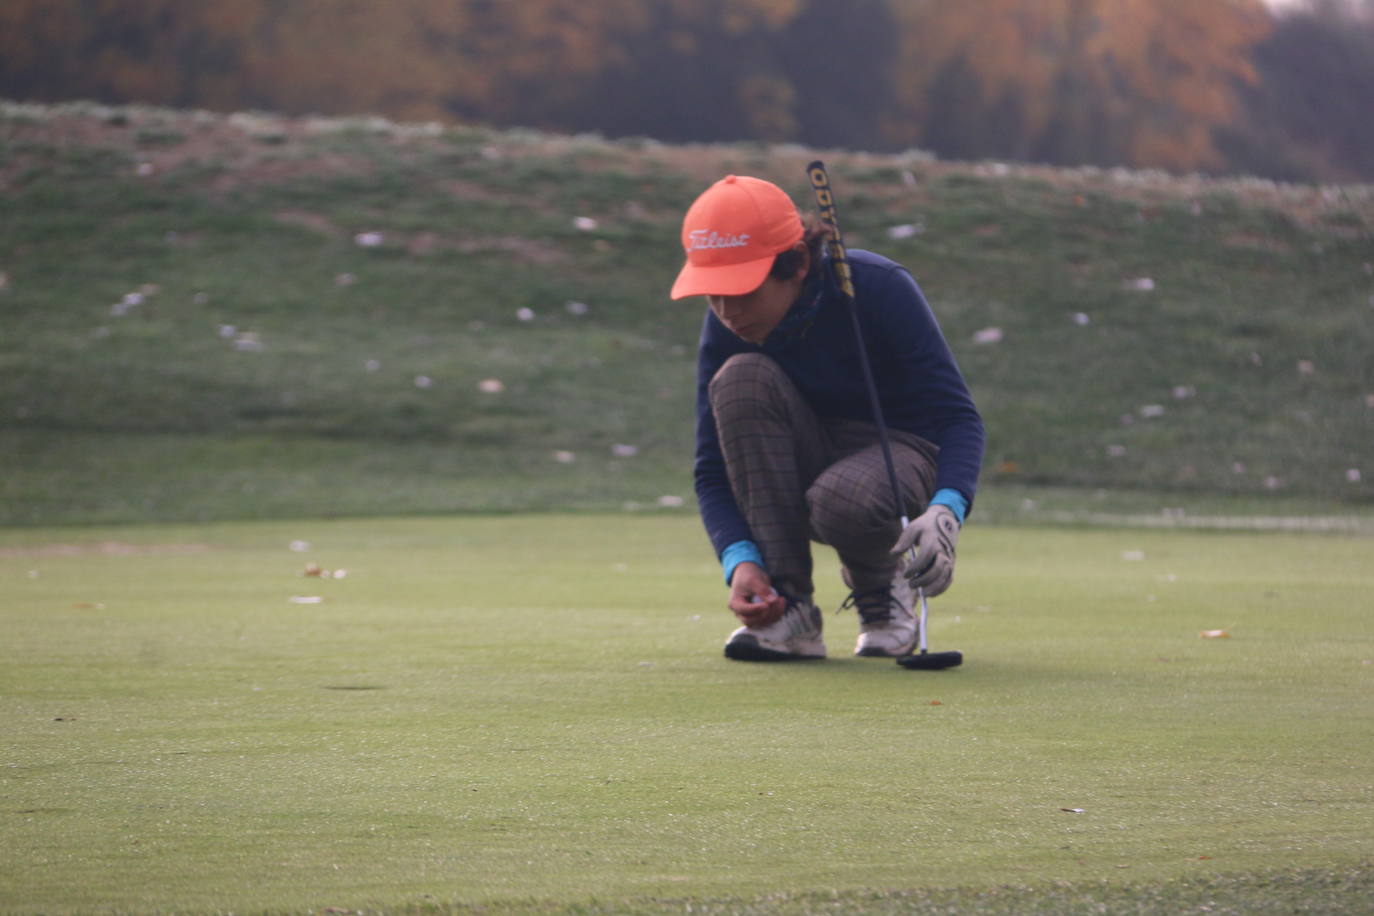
2,100,1372,526
2,97,1372,913
3,515,1371,913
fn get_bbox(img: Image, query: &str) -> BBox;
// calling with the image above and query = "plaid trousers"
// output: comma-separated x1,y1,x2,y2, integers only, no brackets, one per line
708,352,938,598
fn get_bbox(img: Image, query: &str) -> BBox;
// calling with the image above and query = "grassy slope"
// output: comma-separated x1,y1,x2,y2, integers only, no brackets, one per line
1,100,1372,527
2,515,1371,912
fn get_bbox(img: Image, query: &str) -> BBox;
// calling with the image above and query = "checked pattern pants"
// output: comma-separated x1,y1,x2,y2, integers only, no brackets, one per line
709,353,939,599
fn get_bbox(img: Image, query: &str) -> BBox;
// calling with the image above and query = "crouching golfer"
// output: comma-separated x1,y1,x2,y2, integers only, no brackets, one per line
670,175,984,661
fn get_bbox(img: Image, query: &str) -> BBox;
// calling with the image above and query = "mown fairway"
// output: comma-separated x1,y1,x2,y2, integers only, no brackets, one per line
3,515,1370,913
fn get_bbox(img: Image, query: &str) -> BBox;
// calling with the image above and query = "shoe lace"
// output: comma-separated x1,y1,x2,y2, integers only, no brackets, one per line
840,586,894,626
769,587,818,630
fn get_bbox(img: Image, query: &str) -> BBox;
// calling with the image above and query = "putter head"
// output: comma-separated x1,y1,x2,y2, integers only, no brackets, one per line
897,650,963,671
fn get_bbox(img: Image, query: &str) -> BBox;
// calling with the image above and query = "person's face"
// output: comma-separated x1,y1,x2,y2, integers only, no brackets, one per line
707,245,808,345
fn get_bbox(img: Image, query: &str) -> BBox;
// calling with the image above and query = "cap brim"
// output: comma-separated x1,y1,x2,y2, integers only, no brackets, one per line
670,255,774,301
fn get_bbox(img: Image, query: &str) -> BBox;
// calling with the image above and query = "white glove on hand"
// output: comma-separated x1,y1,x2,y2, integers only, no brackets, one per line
891,505,960,598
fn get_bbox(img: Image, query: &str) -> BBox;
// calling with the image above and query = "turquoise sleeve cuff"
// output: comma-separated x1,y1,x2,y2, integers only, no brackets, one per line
720,540,764,585
929,488,969,525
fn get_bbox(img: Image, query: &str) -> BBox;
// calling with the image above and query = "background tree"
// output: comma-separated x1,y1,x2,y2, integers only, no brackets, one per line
1220,0,1374,181
6,0,1372,181
569,0,895,148
0,0,228,108
887,0,1272,171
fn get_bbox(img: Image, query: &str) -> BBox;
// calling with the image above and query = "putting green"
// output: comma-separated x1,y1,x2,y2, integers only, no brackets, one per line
2,515,1370,912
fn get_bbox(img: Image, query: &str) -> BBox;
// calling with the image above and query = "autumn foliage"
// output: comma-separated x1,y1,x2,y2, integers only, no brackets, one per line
888,0,1271,171
0,0,1321,175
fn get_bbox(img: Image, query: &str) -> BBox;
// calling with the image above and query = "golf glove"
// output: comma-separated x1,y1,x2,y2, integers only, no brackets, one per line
891,504,960,597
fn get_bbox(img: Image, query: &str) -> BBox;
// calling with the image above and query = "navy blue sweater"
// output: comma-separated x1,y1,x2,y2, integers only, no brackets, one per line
693,249,985,558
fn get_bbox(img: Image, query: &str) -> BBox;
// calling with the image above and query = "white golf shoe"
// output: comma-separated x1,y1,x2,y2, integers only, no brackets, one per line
723,595,826,661
843,569,918,657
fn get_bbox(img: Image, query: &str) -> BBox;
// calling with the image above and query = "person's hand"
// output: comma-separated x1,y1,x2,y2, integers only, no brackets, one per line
728,561,786,627
891,505,960,597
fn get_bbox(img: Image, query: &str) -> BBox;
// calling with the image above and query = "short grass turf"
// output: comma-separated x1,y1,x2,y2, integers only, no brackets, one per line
4,102,1373,528
1,515,1371,913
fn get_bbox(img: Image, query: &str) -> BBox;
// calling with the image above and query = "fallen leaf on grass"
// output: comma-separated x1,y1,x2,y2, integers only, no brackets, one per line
233,332,263,352
929,700,943,706
1200,629,1230,639
887,223,922,239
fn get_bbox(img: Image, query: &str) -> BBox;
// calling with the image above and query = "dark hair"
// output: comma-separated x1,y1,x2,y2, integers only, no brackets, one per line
768,215,829,282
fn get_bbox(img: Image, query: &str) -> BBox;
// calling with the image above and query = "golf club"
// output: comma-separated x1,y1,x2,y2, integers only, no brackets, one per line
898,589,964,670
806,160,963,671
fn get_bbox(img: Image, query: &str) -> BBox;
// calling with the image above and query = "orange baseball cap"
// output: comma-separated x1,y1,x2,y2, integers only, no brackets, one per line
670,175,804,300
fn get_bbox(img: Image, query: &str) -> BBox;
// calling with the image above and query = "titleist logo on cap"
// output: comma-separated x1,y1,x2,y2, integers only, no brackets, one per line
687,229,751,250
